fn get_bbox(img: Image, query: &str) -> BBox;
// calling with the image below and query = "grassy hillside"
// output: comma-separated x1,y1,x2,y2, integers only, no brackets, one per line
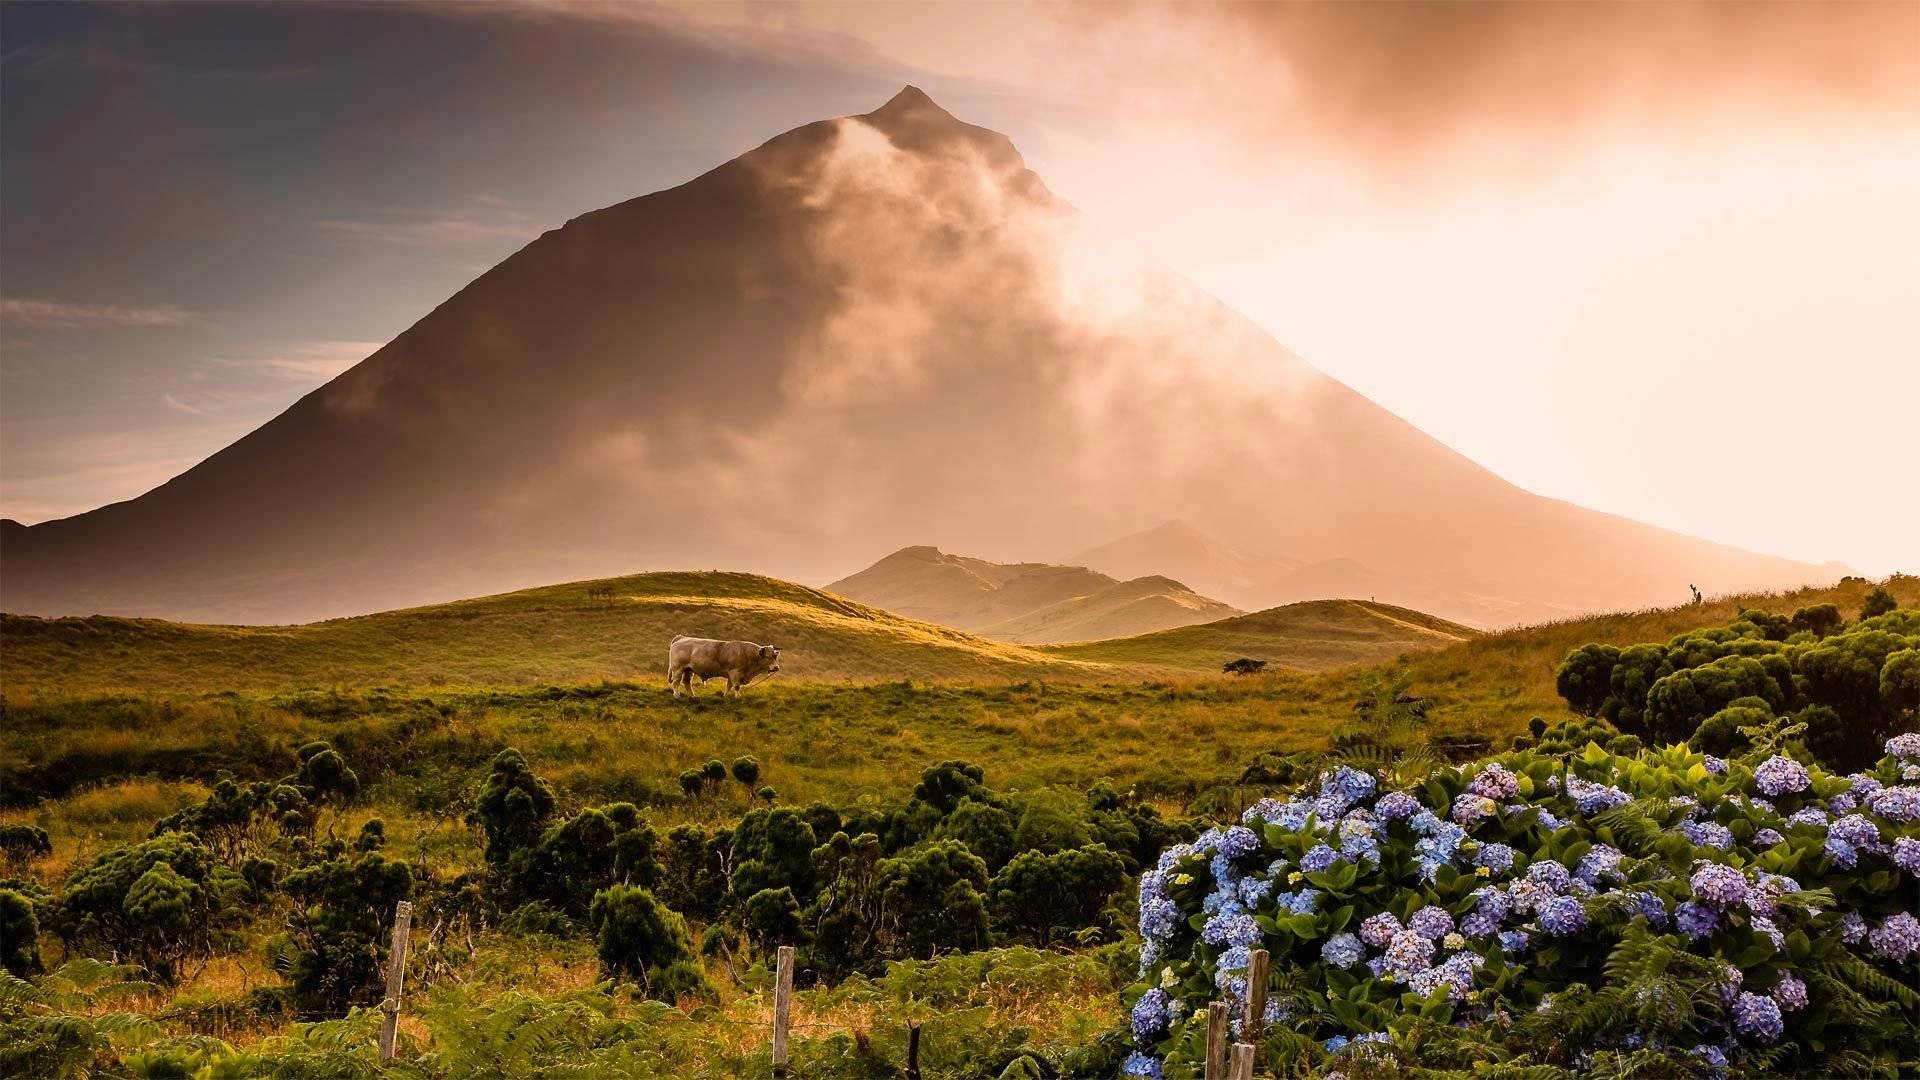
0,571,1105,697
1334,574,1920,736
978,575,1240,644
1045,598,1479,673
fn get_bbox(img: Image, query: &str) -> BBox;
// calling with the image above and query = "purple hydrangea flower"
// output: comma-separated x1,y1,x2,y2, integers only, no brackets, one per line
1300,844,1340,873
1452,793,1495,825
1384,929,1436,974
1340,835,1382,866
1460,911,1498,938
1130,988,1171,1040
1237,876,1274,906
1773,973,1808,1012
1566,775,1632,814
1359,912,1402,948
1691,863,1749,908
1829,792,1858,815
1374,791,1420,821
1409,906,1455,940
1527,861,1573,891
1787,806,1830,828
1538,896,1587,936
1830,813,1881,850
1635,891,1669,928
1693,1044,1730,1068
1677,901,1719,938
1868,912,1920,961
1867,786,1920,822
1475,843,1517,874
1753,755,1811,797
1752,916,1785,949
1732,992,1784,1043
1754,828,1786,847
1703,755,1729,774
1886,732,1920,760
1894,837,1920,876
1679,820,1735,849
1475,886,1514,922
1322,931,1365,968
1825,837,1858,868
1410,810,1444,835
1575,845,1624,885
1469,763,1521,800
1841,911,1868,943
1139,897,1180,940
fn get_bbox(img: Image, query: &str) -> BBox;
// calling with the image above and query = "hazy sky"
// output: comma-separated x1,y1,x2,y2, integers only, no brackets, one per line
3,1,1916,574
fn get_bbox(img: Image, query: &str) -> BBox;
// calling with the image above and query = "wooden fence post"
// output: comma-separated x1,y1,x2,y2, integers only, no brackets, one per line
1241,948,1269,1048
906,1020,923,1079
1205,1001,1228,1080
1230,1042,1255,1080
771,944,794,1076
377,900,413,1063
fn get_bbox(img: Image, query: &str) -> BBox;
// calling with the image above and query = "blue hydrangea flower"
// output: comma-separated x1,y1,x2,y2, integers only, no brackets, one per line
1753,755,1811,796
1275,888,1322,915
1703,755,1728,774
1751,915,1784,949
1693,1044,1730,1068
1475,885,1514,922
1539,895,1587,936
1460,910,1498,938
1220,825,1261,858
1321,766,1377,804
1323,1035,1350,1053
1340,835,1382,866
1384,929,1436,974
1565,775,1632,813
1322,931,1366,968
1202,911,1262,947
1535,808,1568,830
1498,929,1531,953
1139,897,1180,940
1121,1050,1164,1079
1452,793,1496,825
1829,813,1881,850
1635,890,1669,928
1409,906,1455,940
1786,806,1830,828
1753,827,1786,847
1130,988,1171,1040
1841,911,1868,943
1732,991,1783,1042
1410,810,1443,835
1526,860,1572,891
1825,836,1858,868
1237,875,1274,906
1677,901,1719,938
1300,844,1340,873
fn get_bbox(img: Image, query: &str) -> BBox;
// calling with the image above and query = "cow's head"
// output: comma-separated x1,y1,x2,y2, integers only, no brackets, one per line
758,645,781,673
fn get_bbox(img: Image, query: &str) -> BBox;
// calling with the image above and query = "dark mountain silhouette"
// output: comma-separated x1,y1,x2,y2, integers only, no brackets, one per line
0,87,1838,626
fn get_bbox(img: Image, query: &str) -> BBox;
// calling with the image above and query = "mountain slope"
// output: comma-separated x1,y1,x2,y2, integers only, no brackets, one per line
0,571,1105,696
1045,599,1480,673
0,86,1837,626
978,574,1241,644
825,545,1239,642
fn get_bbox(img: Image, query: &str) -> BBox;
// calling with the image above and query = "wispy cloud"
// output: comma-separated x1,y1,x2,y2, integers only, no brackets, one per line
209,340,384,381
1,297,194,328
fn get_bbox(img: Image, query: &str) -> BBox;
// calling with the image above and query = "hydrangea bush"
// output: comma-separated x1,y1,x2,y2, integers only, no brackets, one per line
1125,737,1920,1076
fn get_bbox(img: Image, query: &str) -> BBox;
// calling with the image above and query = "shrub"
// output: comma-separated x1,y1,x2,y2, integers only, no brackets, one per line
1555,644,1620,717
935,798,1017,872
742,886,806,954
731,756,761,787
0,825,51,876
279,849,414,1015
498,805,660,921
1012,788,1091,854
469,749,555,868
587,884,707,1001
878,840,989,959
0,889,40,976
913,760,990,814
989,844,1127,946
728,808,818,903
1863,587,1898,620
51,834,227,983
1691,697,1775,757
1124,741,1920,1076
1791,603,1843,639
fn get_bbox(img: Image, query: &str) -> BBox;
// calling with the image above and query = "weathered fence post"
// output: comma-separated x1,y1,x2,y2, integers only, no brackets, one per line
772,944,794,1076
1241,948,1269,1048
906,1020,923,1079
1205,1001,1228,1079
377,900,414,1063
1230,1042,1255,1080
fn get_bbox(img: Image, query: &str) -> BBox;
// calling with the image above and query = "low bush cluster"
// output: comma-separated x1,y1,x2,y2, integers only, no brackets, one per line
1124,735,1920,1076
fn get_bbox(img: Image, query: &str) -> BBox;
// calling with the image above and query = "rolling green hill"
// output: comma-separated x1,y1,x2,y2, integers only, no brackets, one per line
1045,598,1481,673
0,571,1106,697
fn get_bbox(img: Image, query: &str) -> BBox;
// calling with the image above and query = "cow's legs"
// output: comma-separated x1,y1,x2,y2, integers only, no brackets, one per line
726,674,741,696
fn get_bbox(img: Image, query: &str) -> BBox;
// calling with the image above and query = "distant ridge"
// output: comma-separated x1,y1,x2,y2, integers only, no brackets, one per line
1045,598,1480,673
826,546,1240,644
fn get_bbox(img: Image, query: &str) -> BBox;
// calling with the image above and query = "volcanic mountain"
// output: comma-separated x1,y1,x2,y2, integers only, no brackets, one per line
825,545,1240,643
0,87,1837,626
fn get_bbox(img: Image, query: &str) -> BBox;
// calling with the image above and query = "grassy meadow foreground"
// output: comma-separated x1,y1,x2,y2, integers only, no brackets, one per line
2,574,1917,1077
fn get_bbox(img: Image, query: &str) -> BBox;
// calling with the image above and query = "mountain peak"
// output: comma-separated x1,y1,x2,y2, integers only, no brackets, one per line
868,85,948,121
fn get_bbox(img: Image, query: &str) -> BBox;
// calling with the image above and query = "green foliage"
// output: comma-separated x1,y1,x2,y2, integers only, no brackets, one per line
1555,644,1619,717
877,839,990,959
936,797,1018,872
0,890,41,977
730,756,761,787
1690,697,1774,756
0,825,51,876
913,760,991,814
1862,587,1898,620
1791,603,1842,638
587,884,708,1001
1011,788,1091,854
742,886,806,954
499,804,660,922
470,748,556,867
988,844,1127,946
729,807,818,903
